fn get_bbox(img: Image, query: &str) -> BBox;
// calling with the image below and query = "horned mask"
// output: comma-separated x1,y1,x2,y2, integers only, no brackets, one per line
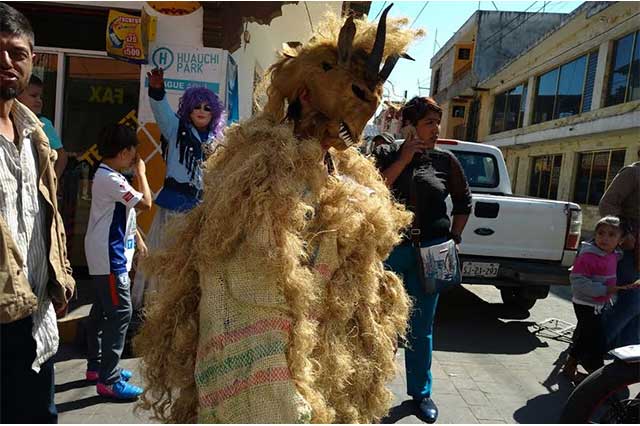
263,4,422,150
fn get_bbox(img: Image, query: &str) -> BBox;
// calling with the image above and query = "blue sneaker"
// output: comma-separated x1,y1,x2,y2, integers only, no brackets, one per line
86,368,133,382
97,379,143,399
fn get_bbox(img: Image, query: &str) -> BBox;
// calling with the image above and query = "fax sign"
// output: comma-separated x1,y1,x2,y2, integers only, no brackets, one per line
152,47,174,71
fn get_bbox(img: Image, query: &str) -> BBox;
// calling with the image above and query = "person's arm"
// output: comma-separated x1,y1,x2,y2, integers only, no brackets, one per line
135,229,148,258
147,68,179,142
40,118,68,180
132,156,152,211
599,165,635,217
447,153,472,243
54,148,68,180
105,159,151,211
570,254,609,298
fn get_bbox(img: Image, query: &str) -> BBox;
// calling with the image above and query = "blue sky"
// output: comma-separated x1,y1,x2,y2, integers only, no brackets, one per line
367,0,584,101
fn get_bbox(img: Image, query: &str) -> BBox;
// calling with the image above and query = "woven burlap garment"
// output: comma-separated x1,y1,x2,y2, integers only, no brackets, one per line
137,116,412,423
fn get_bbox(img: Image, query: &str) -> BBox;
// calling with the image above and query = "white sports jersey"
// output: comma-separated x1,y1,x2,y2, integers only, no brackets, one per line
84,164,142,275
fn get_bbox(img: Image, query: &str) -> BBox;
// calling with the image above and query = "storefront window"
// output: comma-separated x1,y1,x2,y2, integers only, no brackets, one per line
61,56,140,269
529,154,562,200
32,52,58,121
573,149,626,205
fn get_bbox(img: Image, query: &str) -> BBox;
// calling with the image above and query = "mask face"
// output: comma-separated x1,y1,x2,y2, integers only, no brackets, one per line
302,46,382,150
277,5,411,151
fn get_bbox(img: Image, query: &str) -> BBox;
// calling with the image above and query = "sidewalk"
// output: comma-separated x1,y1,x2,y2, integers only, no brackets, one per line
54,284,577,423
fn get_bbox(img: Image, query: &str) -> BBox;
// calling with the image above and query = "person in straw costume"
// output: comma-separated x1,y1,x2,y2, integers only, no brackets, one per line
134,5,423,423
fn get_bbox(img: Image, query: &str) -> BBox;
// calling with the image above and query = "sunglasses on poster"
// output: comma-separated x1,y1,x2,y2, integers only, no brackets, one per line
193,104,212,112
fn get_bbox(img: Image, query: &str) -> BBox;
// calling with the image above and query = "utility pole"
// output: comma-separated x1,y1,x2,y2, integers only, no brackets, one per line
432,28,438,55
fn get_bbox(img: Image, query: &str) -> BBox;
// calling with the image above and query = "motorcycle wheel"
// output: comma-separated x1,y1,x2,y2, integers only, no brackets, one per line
560,359,640,423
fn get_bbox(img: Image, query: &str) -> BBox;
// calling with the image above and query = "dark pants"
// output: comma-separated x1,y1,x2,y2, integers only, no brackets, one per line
86,272,133,384
1,316,57,423
570,303,606,372
604,248,640,349
386,242,440,399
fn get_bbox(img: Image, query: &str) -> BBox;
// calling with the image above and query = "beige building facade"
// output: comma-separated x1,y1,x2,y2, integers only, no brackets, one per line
475,1,639,233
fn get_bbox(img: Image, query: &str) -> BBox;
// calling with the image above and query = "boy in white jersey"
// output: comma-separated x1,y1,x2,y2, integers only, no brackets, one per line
84,124,151,399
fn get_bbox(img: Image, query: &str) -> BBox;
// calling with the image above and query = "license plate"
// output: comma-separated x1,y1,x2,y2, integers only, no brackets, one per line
462,262,500,278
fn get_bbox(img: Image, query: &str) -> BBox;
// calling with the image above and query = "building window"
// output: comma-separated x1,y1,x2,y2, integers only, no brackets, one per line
529,154,563,199
452,105,465,118
433,68,441,95
458,48,471,60
490,83,527,133
573,149,626,205
533,52,598,124
581,51,599,112
606,30,640,106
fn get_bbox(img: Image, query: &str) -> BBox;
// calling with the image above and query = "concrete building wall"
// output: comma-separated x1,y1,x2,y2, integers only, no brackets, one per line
473,11,567,82
232,2,342,120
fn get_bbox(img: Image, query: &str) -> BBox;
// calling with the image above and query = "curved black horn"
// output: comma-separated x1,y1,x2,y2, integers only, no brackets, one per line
378,54,399,83
379,51,415,82
365,3,393,84
338,15,356,66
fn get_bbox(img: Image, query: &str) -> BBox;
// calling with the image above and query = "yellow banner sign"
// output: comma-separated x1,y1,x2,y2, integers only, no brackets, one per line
106,10,149,64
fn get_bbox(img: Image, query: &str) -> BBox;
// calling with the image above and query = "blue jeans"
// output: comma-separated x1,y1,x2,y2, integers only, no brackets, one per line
386,241,440,399
0,316,57,423
86,272,133,384
604,248,640,349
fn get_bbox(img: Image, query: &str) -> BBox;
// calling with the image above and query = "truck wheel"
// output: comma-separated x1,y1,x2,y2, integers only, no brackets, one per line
500,288,536,311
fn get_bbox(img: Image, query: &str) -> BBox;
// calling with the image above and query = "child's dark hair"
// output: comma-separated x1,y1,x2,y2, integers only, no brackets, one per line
98,124,138,159
401,96,443,126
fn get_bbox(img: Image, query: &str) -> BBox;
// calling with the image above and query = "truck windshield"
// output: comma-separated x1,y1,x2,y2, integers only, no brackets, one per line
451,152,499,188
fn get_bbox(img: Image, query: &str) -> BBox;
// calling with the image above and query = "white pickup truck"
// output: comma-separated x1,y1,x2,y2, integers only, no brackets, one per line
434,139,583,311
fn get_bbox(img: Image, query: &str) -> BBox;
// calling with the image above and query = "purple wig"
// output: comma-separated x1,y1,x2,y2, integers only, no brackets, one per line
177,86,225,138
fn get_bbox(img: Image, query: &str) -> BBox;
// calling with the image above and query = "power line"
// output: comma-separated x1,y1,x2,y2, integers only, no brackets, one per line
410,2,429,28
491,1,499,11
480,1,538,46
304,1,314,32
373,1,387,20
483,1,551,48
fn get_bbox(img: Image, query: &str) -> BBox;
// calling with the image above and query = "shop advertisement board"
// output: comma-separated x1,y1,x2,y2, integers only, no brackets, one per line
105,9,151,64
138,43,231,122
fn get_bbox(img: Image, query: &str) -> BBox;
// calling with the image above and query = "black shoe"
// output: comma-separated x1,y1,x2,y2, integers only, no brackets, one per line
417,397,438,423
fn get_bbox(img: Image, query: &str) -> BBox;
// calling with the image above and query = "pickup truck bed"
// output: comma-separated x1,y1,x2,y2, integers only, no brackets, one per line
439,139,583,310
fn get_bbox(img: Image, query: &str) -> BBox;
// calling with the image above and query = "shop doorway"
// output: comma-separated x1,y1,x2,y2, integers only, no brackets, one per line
58,55,140,271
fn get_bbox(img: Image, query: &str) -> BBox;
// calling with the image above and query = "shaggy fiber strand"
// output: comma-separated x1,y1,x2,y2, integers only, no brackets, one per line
134,12,419,424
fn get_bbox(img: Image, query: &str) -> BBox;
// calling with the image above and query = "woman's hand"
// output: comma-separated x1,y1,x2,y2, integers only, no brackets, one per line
147,67,164,90
398,137,429,166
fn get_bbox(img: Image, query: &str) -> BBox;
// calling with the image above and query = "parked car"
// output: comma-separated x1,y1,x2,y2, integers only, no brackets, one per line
385,139,582,311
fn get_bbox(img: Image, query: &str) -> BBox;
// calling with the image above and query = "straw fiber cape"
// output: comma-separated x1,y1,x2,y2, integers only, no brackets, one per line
135,9,419,424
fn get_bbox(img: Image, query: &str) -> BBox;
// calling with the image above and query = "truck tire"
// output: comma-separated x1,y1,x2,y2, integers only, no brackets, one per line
499,288,536,311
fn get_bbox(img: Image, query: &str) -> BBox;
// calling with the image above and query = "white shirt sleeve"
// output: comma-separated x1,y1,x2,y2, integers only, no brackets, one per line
106,172,143,209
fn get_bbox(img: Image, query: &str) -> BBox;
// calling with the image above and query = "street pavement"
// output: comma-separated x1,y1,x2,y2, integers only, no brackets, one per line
54,284,578,424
